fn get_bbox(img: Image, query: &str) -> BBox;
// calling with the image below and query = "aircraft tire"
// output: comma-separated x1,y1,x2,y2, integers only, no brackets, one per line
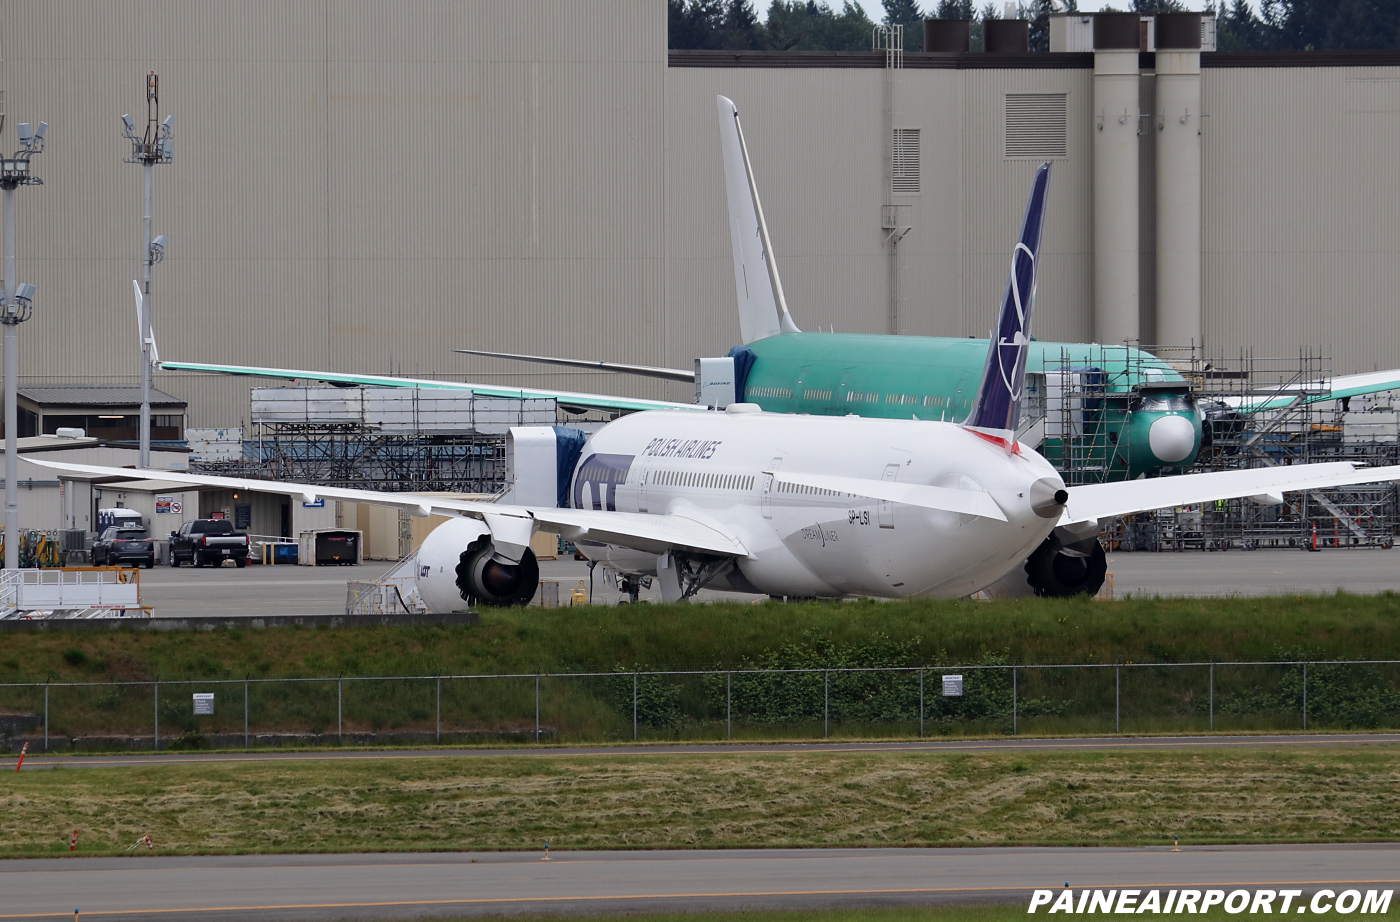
1025,537,1107,598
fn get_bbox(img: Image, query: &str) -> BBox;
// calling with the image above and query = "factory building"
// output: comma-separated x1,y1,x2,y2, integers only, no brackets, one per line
1,2,1397,430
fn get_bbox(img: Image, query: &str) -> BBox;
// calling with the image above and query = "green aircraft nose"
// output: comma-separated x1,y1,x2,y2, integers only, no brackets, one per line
1126,409,1202,476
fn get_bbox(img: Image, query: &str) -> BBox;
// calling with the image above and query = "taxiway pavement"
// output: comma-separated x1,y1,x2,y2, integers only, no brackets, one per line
2,845,1396,920
136,547,1400,618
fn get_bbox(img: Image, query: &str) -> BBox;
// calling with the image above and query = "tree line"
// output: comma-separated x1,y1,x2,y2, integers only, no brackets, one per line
669,0,1400,53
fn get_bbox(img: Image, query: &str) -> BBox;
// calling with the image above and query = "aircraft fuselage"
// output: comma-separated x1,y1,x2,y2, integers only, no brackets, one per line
565,408,1063,599
737,333,1202,480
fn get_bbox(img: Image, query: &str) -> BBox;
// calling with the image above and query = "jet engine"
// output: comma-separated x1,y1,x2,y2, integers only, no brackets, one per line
1023,531,1107,597
414,517,541,611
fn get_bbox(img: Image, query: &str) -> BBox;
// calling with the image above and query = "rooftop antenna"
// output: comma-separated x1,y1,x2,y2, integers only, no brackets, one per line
121,72,176,469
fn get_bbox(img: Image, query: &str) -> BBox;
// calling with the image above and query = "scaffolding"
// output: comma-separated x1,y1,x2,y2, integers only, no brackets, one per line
193,387,562,495
1041,344,1178,485
1112,348,1400,551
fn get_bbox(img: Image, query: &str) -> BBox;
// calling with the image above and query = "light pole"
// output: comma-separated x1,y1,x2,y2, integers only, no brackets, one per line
1,115,45,571
121,72,174,469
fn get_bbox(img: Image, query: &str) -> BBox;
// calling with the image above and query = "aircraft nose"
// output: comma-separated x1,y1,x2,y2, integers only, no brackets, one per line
1148,414,1196,463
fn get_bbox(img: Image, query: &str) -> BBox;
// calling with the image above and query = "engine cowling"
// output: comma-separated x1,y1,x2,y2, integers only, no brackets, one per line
1024,535,1107,597
456,535,539,607
414,517,541,611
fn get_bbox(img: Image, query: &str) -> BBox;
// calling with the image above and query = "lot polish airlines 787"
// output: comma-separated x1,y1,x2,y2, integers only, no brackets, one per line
33,165,1400,607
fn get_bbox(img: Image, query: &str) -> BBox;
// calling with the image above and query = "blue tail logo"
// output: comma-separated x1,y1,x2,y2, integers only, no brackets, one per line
965,162,1051,449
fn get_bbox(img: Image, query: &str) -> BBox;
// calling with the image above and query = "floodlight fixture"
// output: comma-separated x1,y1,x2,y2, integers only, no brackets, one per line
150,234,168,262
161,114,174,133
33,122,46,142
2,282,35,323
16,123,31,145
121,113,135,134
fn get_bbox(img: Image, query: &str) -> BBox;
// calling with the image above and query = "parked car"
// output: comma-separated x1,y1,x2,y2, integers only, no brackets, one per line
169,519,250,568
91,526,155,568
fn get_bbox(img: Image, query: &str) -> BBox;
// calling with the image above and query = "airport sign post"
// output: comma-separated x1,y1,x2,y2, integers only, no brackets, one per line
0,110,45,571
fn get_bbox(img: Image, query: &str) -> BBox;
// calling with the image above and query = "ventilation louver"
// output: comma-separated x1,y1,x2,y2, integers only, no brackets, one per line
1006,94,1067,159
892,128,920,194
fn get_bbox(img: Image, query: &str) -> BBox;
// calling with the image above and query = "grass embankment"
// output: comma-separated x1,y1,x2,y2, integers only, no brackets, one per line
7,594,1400,678
4,747,1400,858
3,595,1400,743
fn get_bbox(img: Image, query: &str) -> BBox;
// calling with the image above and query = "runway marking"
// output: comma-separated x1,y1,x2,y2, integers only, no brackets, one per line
4,879,1400,918
8,734,1400,771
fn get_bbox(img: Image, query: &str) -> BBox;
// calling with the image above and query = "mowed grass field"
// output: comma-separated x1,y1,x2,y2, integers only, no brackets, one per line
5,746,1400,858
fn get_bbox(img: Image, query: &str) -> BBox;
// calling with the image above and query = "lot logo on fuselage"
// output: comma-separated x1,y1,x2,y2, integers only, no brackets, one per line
572,453,634,511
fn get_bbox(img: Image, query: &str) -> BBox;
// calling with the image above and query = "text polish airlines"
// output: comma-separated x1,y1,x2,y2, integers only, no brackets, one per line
33,164,1400,608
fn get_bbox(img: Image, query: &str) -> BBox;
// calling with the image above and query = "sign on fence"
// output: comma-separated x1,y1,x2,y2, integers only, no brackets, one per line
192,693,214,715
942,674,963,697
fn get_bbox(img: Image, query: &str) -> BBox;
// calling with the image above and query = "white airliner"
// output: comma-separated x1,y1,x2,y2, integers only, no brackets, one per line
36,164,1400,608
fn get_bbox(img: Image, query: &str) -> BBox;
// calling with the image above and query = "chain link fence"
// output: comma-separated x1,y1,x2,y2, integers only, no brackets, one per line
3,659,1399,752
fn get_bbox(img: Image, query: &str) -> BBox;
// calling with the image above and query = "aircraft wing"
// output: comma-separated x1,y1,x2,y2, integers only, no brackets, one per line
158,360,705,415
26,459,748,560
1062,462,1400,526
766,470,1008,522
454,349,695,383
1222,369,1400,413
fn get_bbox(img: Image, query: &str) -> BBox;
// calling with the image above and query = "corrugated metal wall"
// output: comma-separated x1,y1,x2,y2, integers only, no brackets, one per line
958,68,1093,344
0,0,667,426
4,2,1397,435
664,66,1094,360
1203,66,1400,375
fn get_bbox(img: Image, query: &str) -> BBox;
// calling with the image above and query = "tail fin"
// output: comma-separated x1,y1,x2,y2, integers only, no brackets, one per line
716,95,799,344
133,280,159,366
964,162,1052,449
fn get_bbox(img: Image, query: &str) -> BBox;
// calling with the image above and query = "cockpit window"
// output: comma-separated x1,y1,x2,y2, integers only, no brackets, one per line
1132,393,1195,413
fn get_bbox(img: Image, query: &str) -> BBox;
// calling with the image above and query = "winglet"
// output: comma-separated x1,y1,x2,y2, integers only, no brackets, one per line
964,162,1051,452
716,95,799,344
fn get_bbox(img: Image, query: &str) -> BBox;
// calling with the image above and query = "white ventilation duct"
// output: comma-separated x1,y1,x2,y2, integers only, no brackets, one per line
1155,13,1204,350
1091,13,1142,345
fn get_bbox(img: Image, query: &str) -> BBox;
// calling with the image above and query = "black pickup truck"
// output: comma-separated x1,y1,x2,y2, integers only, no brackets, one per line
169,519,251,568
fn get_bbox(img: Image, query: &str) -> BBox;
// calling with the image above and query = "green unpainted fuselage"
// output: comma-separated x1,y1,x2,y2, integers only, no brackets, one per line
738,333,1203,481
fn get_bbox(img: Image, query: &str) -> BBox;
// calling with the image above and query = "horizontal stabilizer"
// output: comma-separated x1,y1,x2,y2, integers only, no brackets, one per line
1062,462,1400,526
765,470,1007,521
455,348,694,382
